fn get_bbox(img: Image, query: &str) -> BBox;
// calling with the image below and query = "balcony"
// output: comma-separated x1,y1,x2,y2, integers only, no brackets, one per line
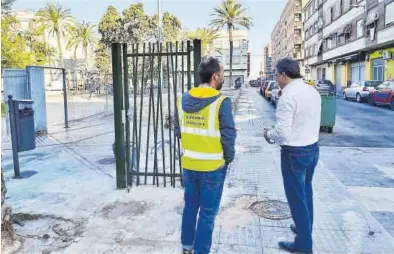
294,20,302,28
294,34,302,44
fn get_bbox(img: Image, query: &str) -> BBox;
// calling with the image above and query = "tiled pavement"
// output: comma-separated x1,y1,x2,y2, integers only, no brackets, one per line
209,89,394,253
2,88,394,253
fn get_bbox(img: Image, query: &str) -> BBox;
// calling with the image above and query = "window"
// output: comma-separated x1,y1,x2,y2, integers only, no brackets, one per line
314,44,317,55
233,55,241,64
337,34,345,45
314,0,318,10
314,22,318,32
233,40,240,48
385,2,394,25
332,33,337,47
340,0,343,15
214,40,222,49
330,7,334,23
14,22,21,30
356,19,363,37
327,38,332,49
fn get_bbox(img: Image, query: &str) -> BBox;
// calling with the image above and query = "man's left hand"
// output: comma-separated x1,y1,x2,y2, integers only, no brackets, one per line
263,128,271,143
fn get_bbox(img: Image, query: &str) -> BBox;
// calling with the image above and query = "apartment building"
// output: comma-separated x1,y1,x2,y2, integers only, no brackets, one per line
210,30,249,85
303,0,394,92
271,0,304,74
263,43,274,79
11,10,94,67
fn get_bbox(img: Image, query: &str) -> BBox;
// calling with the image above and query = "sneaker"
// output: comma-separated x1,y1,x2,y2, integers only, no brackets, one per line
182,249,193,254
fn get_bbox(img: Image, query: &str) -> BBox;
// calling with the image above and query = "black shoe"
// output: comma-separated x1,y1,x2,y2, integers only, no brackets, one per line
278,241,312,253
290,224,297,234
182,249,193,254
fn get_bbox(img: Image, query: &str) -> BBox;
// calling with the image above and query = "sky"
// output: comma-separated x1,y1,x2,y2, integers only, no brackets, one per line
12,0,286,76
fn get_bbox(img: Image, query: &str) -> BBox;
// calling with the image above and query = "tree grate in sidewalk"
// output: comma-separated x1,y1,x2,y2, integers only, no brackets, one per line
249,200,291,220
97,157,116,165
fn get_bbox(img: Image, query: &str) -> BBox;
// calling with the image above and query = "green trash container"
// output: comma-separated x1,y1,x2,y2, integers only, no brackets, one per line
320,92,336,133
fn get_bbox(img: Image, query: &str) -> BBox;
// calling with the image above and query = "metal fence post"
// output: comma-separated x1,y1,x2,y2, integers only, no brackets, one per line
123,43,132,186
112,43,126,189
193,39,202,87
187,41,192,90
62,68,69,128
8,95,20,178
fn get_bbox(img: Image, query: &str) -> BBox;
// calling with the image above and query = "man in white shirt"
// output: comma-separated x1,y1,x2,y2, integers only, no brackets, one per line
264,58,321,254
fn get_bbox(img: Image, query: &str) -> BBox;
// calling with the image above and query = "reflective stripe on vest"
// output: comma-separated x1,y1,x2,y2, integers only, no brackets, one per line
183,149,223,160
177,94,226,162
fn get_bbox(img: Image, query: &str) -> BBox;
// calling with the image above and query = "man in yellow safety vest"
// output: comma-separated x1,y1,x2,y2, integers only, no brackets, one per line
175,57,236,254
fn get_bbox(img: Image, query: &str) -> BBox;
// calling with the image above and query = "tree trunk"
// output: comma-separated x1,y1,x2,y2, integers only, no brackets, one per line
84,45,88,67
1,168,16,249
55,29,63,66
229,26,233,87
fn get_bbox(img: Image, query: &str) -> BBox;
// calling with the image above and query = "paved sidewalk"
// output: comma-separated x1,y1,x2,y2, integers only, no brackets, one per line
2,88,394,253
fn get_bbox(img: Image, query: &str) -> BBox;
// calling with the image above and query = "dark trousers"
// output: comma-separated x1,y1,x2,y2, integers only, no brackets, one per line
181,166,227,254
281,142,319,250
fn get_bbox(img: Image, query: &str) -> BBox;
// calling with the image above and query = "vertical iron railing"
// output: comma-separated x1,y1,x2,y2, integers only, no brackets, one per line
112,40,201,188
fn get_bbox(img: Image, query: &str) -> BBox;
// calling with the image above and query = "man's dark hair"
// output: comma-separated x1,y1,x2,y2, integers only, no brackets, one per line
276,57,303,79
199,57,221,84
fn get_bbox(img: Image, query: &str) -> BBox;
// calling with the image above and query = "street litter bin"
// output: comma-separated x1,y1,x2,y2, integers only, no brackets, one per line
320,92,336,133
17,107,36,152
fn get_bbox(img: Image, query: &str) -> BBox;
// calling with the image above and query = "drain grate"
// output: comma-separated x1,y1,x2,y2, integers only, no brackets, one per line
249,200,291,220
97,157,116,165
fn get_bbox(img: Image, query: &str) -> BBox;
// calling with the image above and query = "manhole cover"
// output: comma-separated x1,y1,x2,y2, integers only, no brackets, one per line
97,157,116,165
249,200,291,220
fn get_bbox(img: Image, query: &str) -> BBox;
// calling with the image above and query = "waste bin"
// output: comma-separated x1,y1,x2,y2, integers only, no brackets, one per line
17,108,36,152
320,92,336,133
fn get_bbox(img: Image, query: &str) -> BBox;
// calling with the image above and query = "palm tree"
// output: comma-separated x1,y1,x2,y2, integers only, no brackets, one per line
188,28,220,58
36,4,73,64
67,21,97,63
210,0,252,86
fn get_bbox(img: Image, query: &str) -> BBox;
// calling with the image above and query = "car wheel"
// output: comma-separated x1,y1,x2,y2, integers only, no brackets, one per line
368,95,375,106
328,127,333,133
356,93,361,103
390,98,394,111
343,92,348,100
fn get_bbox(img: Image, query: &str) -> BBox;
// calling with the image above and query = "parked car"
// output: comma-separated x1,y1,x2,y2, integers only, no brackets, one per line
343,80,381,103
249,79,260,87
368,80,394,110
260,81,269,96
315,80,335,94
271,84,282,106
265,81,278,101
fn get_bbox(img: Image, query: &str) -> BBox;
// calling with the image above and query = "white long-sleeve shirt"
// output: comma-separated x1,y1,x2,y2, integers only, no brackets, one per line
267,78,321,147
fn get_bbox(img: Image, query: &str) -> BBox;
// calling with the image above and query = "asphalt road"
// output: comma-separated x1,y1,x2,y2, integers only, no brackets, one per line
253,87,394,148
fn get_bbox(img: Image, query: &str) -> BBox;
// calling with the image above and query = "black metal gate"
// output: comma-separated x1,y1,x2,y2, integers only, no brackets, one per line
111,40,201,189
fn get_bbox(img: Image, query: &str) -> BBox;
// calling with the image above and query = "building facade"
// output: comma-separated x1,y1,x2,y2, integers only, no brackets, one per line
210,30,249,85
271,0,304,74
303,0,394,92
263,43,274,79
11,10,95,67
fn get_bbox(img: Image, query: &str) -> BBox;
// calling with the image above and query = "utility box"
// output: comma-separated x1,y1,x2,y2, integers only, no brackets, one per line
17,107,36,152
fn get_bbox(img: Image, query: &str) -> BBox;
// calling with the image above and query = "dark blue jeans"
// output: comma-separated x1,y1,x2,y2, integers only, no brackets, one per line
181,165,227,254
281,143,319,251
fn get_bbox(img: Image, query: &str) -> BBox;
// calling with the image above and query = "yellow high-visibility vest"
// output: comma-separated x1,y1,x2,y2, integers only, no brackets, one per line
177,94,226,171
